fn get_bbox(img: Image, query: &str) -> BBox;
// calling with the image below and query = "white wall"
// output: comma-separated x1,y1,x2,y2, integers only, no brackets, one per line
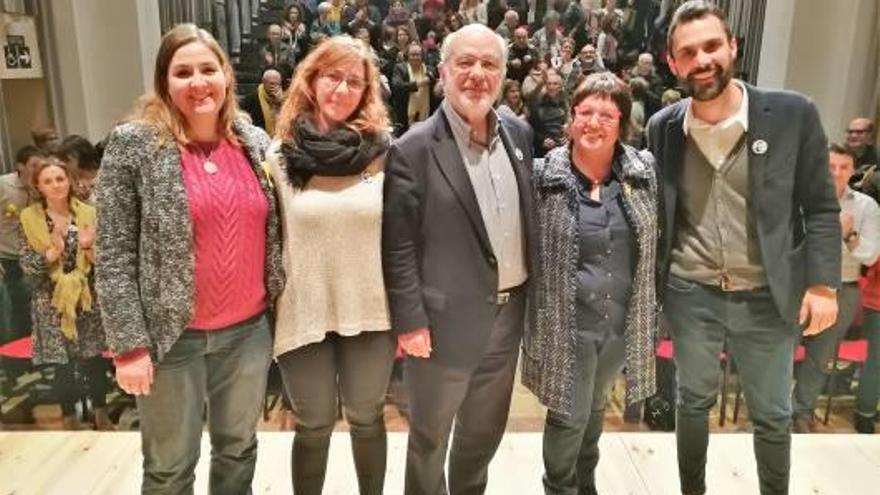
45,0,160,141
759,0,879,143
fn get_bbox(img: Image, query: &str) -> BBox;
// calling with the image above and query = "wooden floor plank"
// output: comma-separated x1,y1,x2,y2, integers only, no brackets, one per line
1,432,877,494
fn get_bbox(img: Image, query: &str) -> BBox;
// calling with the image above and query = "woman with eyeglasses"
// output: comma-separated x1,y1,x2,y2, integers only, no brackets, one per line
522,72,660,495
268,35,394,495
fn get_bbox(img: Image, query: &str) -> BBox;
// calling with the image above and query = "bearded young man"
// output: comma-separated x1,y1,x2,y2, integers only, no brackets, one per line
646,2,841,494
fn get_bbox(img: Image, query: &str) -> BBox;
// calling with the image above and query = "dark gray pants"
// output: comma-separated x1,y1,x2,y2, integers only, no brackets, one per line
857,309,880,419
793,283,861,420
403,290,524,495
277,331,396,495
138,313,272,495
664,276,797,495
542,332,625,495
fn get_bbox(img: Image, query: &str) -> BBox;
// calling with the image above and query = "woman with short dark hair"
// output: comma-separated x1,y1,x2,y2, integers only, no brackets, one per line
523,72,660,495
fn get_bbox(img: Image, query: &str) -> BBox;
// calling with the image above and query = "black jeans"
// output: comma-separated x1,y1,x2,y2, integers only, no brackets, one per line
277,331,396,495
542,332,625,495
664,276,797,495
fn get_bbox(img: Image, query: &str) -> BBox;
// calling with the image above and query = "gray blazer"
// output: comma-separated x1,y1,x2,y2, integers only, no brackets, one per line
95,118,284,362
647,83,841,322
522,144,660,415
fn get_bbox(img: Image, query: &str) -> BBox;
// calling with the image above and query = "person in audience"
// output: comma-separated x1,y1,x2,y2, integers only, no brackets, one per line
344,0,382,26
626,76,648,147
459,0,488,25
525,70,659,495
565,43,606,95
19,158,111,431
269,35,395,495
629,52,664,115
0,146,43,389
858,260,880,434
596,15,619,72
499,79,529,120
311,2,342,43
791,144,880,433
261,23,297,72
281,3,310,66
846,117,880,203
57,135,101,203
383,1,418,41
508,26,539,83
241,68,285,136
496,9,520,41
96,24,282,493
553,37,577,82
391,42,439,136
532,10,563,61
528,67,568,157
646,3,840,494
31,127,61,151
523,60,550,102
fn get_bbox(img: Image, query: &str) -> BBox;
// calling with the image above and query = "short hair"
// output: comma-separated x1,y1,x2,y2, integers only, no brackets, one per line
440,24,508,77
15,144,44,166
667,1,733,54
275,36,389,139
59,135,100,171
661,88,682,106
830,142,857,162
543,10,560,25
128,24,239,146
570,72,632,136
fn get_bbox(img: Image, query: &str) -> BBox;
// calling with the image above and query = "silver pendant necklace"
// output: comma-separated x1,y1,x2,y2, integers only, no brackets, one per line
192,141,221,175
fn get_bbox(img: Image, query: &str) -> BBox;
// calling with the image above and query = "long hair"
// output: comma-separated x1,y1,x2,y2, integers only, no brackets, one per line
275,35,389,139
128,24,240,145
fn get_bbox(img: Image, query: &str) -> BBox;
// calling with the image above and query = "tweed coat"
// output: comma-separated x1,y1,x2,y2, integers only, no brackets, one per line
522,144,660,416
95,118,284,362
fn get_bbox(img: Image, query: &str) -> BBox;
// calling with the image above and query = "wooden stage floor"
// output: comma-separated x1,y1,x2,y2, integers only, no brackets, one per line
0,431,877,494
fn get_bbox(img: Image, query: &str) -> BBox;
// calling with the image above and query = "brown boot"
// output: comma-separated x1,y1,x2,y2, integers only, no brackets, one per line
93,407,115,431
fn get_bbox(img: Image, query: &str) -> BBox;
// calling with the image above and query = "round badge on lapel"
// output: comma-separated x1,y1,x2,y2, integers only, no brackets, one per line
515,148,524,161
751,139,768,155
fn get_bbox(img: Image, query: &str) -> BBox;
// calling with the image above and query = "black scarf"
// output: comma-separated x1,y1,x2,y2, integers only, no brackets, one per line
281,115,389,188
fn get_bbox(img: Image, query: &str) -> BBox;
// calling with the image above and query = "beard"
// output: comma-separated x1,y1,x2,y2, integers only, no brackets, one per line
680,61,734,101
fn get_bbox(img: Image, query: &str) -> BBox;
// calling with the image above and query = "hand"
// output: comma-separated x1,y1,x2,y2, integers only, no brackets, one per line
45,222,66,262
116,352,154,396
840,211,855,238
510,59,522,69
543,137,557,150
78,224,96,250
398,327,432,358
524,55,532,64
799,285,839,336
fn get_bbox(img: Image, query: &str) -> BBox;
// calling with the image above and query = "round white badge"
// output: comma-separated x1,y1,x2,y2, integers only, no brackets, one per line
751,139,768,155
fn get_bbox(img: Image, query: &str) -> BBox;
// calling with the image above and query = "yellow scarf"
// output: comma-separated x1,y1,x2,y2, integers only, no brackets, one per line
257,83,277,136
19,198,96,341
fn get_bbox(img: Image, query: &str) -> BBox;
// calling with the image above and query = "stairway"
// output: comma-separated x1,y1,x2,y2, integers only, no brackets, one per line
234,0,289,98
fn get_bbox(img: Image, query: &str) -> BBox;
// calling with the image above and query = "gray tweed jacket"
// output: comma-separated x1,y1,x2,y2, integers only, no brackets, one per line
95,118,284,362
522,144,659,415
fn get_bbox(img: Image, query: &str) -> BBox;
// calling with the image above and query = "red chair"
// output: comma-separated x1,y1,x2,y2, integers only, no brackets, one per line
822,339,869,424
0,335,33,359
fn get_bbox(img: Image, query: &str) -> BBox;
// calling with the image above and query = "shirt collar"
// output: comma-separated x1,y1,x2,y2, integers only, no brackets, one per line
683,79,749,136
442,99,499,149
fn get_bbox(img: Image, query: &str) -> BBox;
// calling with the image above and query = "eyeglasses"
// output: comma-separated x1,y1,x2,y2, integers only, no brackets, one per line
318,70,366,92
846,129,870,135
573,109,620,126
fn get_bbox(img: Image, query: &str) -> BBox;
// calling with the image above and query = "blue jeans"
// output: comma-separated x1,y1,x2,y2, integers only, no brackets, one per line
137,312,272,495
792,284,861,419
857,309,880,418
664,276,797,495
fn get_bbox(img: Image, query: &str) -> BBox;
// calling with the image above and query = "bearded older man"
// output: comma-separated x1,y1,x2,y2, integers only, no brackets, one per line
382,23,536,495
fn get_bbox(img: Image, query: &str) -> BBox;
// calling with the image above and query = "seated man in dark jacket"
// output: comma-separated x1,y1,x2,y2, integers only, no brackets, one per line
240,68,284,136
528,68,568,158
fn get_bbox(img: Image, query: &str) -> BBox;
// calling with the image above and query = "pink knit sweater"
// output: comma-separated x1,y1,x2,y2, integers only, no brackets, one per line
180,139,268,330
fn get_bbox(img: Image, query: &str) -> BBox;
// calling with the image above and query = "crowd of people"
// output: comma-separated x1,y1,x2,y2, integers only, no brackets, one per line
0,1,879,495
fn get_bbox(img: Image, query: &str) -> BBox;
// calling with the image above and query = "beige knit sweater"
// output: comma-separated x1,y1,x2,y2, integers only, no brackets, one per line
267,142,390,358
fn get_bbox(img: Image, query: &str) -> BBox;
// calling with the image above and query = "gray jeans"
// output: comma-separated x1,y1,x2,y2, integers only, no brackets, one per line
664,276,797,495
137,312,272,495
542,332,625,495
857,309,880,418
792,283,861,419
277,331,396,495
